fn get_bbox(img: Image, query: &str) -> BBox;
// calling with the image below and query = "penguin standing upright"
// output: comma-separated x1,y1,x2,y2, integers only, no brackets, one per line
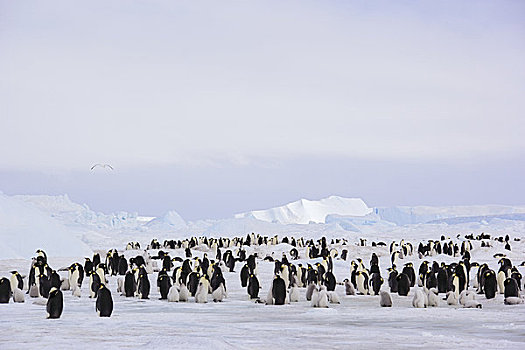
158,274,171,300
0,278,11,303
344,279,355,295
388,268,399,293
272,276,287,305
10,271,24,291
247,274,260,299
412,288,427,308
137,271,150,299
195,276,210,303
380,291,392,307
240,264,250,288
124,271,136,297
504,278,519,298
483,270,497,299
396,273,410,296
46,287,63,318
89,272,101,298
84,258,94,276
356,271,369,295
370,273,383,296
96,285,113,317
323,271,337,292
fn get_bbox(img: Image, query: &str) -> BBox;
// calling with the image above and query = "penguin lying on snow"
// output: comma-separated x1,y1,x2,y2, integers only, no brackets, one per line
463,300,482,309
459,290,476,306
504,297,524,305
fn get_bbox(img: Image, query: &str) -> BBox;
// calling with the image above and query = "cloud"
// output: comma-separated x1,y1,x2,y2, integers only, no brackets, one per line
1,0,524,170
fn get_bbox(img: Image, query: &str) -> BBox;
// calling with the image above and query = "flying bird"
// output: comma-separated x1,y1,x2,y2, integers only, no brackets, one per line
90,164,114,171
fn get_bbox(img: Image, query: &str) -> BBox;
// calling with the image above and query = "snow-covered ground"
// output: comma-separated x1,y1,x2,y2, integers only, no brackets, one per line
1,194,524,349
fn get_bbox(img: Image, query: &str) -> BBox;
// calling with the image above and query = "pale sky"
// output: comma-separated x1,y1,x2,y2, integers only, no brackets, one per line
1,1,524,219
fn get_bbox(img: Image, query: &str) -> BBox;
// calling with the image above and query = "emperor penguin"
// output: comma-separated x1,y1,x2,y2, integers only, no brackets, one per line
240,264,250,287
310,286,320,307
412,288,427,308
289,282,300,302
504,297,524,305
470,262,480,288
12,287,25,303
212,282,226,302
124,271,136,297
370,273,383,296
427,288,440,307
89,271,101,298
195,276,210,303
504,278,519,298
179,283,190,302
446,291,458,305
95,264,106,286
137,272,150,299
281,265,290,289
379,291,392,307
272,275,287,305
451,274,461,299
356,271,369,295
167,285,180,302
0,278,12,303
327,291,340,304
391,251,399,267
247,274,260,300
158,274,171,300
60,277,70,291
344,279,355,295
10,271,24,291
459,290,475,306
96,285,113,317
463,300,482,309
46,287,63,318
306,282,316,301
483,270,497,299
72,285,82,298
396,273,410,296
497,270,507,294
317,286,329,308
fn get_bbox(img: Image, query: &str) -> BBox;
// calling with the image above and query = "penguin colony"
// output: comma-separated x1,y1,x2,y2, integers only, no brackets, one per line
0,232,524,319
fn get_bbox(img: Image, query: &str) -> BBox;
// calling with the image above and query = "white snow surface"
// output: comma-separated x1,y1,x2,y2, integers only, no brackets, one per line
235,196,373,224
1,193,525,349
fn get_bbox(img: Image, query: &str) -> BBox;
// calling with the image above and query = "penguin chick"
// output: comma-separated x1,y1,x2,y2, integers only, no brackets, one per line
446,291,458,305
13,288,25,303
463,300,482,309
289,284,300,302
328,291,340,304
412,289,427,308
344,279,355,296
379,291,392,307
167,285,179,302
427,288,439,307
504,297,524,305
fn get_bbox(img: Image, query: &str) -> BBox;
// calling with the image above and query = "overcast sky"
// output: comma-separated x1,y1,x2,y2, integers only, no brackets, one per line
1,1,524,219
